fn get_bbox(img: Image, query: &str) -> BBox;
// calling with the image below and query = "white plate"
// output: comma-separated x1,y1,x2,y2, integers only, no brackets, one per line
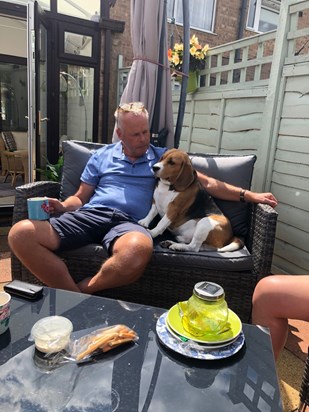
156,312,245,360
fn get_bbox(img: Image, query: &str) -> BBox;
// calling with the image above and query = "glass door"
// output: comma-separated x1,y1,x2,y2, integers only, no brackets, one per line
0,12,27,207
27,0,48,182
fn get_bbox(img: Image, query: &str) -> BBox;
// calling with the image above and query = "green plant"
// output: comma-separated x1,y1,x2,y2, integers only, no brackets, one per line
37,155,64,182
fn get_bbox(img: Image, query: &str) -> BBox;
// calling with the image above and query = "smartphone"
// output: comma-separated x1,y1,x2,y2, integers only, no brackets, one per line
4,280,44,300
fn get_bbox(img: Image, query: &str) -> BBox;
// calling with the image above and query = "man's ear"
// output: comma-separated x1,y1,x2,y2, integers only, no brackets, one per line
116,127,122,139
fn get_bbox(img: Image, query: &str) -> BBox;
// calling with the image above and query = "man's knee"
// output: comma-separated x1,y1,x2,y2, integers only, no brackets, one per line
113,232,153,269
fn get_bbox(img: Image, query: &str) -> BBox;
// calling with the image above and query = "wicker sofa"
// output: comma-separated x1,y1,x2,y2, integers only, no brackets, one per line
11,141,278,322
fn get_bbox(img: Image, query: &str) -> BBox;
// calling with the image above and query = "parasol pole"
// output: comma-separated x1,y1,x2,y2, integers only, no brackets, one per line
174,0,190,148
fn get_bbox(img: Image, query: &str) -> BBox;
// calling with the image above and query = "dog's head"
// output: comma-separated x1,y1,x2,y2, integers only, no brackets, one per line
153,149,196,191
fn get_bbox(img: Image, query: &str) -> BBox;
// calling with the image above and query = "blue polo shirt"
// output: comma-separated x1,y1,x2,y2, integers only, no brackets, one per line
81,142,167,221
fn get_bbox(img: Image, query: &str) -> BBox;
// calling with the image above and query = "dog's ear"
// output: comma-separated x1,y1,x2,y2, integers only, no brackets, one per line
173,157,196,191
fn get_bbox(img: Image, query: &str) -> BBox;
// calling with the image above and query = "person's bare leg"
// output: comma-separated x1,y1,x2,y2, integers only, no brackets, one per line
252,275,309,360
8,219,80,292
78,232,153,294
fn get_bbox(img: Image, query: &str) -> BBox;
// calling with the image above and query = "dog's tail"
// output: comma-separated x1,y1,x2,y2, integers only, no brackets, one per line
217,237,244,253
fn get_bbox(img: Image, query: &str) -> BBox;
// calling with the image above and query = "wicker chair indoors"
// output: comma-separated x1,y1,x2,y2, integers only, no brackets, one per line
10,141,278,322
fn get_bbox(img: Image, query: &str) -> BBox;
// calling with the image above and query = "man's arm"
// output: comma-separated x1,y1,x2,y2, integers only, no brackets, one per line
48,182,95,214
197,171,278,208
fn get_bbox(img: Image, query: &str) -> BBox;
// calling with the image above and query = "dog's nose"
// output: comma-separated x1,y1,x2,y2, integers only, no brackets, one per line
152,165,160,172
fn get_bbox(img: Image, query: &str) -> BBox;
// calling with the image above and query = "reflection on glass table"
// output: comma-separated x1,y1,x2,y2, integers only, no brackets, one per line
0,288,282,411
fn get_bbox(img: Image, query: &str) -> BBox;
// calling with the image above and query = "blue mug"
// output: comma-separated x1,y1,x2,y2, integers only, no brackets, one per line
27,197,50,220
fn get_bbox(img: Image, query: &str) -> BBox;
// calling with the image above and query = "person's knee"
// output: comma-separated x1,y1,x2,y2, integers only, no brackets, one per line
253,276,280,305
8,220,35,251
113,232,153,275
8,219,60,253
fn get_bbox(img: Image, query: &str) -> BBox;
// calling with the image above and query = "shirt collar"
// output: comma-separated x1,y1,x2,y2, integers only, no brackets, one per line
113,142,156,163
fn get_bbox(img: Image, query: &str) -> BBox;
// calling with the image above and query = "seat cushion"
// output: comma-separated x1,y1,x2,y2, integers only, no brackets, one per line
58,241,253,273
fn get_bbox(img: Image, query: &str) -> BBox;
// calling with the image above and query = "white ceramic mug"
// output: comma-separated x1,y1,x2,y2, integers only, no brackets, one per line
27,197,50,220
0,291,11,335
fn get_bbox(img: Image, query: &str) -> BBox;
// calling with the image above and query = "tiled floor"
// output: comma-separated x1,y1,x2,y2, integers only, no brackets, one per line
0,222,307,411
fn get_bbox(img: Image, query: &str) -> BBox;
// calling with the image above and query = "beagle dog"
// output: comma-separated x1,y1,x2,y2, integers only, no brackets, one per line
139,149,244,252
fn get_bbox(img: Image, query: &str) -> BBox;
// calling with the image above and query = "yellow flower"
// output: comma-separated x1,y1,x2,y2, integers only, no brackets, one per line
174,42,183,52
190,45,197,56
172,54,181,66
190,34,199,47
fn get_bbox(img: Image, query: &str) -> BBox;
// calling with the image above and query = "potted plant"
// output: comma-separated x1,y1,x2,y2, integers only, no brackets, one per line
168,35,209,93
37,155,64,182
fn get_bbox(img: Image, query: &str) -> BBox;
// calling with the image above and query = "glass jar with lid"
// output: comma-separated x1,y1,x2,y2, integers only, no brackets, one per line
181,281,229,337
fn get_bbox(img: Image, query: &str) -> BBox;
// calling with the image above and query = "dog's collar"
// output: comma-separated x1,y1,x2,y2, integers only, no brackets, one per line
169,175,196,192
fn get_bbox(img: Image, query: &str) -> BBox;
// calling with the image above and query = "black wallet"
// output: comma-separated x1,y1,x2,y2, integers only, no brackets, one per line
4,280,44,300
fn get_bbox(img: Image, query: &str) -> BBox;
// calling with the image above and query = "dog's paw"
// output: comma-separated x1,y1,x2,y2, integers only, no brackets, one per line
138,218,149,228
159,240,174,249
169,243,187,251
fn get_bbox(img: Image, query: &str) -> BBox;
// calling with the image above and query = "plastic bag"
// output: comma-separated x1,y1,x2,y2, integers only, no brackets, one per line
69,324,138,362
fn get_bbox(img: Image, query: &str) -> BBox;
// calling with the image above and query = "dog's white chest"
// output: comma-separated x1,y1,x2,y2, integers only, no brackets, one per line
153,182,178,217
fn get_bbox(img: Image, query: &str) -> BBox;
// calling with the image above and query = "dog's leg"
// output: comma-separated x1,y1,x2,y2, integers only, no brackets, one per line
149,215,171,238
162,219,215,252
138,203,159,228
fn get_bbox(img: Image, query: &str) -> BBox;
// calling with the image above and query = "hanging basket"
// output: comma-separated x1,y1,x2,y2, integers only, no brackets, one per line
187,71,199,93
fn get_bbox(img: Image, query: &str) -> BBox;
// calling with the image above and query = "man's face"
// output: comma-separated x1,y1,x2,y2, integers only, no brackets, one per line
117,112,150,159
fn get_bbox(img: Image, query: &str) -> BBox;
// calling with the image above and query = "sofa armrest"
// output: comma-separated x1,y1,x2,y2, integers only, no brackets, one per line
247,203,278,281
12,181,61,224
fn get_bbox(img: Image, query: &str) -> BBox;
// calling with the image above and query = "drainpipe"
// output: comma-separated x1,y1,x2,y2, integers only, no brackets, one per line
235,0,248,63
238,0,248,40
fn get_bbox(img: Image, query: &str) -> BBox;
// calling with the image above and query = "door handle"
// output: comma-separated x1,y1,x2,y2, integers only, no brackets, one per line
40,117,50,122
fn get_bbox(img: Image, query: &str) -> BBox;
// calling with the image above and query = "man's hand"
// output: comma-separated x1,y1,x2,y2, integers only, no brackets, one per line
47,198,68,215
246,192,278,208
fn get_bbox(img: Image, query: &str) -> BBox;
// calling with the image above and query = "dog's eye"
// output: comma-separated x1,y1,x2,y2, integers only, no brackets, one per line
168,159,175,165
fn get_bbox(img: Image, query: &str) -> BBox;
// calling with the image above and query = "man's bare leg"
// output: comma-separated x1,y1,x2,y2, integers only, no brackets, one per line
8,220,80,292
78,232,153,294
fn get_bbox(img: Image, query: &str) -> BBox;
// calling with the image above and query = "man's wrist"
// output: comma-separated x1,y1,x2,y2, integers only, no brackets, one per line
240,189,247,202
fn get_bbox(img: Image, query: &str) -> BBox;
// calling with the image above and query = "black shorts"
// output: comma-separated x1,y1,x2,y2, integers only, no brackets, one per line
50,206,152,254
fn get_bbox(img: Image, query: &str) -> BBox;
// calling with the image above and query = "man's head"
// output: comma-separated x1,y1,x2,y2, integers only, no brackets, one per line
114,102,150,161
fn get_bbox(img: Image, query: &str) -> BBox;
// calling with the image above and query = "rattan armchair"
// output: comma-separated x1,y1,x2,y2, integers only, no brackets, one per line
10,142,278,322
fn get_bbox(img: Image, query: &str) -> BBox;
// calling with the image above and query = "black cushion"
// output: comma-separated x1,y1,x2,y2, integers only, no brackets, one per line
60,140,103,200
190,154,256,236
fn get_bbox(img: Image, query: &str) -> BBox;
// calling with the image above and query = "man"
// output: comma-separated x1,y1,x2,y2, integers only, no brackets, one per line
8,102,278,294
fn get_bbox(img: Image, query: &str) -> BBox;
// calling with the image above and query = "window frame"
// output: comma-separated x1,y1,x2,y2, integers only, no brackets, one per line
167,0,217,33
247,0,280,33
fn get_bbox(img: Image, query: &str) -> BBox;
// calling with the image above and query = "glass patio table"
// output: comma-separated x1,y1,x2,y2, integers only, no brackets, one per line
0,287,282,411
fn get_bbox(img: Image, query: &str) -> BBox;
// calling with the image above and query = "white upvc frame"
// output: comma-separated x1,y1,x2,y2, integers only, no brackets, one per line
247,0,280,33
168,0,217,33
